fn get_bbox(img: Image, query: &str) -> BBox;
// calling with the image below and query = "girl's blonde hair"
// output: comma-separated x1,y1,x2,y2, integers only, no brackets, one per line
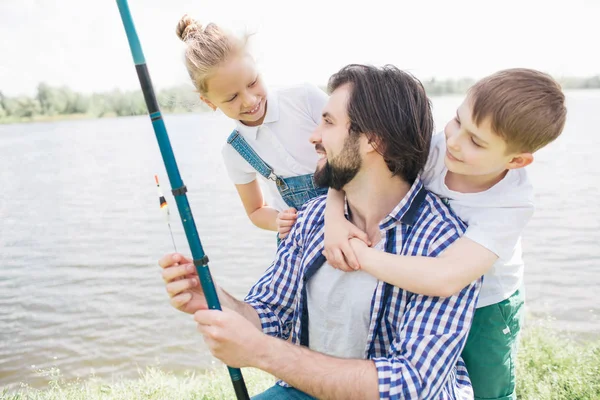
176,14,249,94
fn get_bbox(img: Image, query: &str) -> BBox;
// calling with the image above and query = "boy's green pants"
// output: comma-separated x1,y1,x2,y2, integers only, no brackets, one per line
461,288,525,400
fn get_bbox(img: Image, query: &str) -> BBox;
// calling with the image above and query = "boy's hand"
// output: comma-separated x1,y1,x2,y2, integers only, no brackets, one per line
159,253,210,315
276,207,297,239
324,217,371,272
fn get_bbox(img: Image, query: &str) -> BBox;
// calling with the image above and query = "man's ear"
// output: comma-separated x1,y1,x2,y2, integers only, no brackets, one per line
364,134,382,154
507,152,534,170
200,95,217,111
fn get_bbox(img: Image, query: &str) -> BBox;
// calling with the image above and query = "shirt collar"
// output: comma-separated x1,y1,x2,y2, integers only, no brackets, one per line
234,90,280,140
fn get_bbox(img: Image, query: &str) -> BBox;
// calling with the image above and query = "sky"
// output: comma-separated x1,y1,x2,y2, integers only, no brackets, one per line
1,0,599,96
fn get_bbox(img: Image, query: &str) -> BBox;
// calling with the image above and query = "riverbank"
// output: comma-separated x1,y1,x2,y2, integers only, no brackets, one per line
2,326,599,399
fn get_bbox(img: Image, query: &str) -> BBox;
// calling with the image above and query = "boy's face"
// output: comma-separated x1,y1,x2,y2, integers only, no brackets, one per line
443,98,529,178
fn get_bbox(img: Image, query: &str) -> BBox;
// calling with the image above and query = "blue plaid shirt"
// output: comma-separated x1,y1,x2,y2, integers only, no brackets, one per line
245,178,482,399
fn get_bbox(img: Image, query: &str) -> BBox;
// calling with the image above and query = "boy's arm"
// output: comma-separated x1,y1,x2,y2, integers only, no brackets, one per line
324,188,371,270
353,236,496,297
353,203,534,297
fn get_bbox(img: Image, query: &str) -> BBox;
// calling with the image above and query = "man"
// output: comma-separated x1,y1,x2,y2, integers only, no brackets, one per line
160,64,481,399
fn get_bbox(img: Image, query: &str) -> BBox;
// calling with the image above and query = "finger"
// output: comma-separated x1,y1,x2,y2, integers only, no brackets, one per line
194,309,222,326
197,324,220,345
158,253,191,269
166,277,198,298
341,242,360,270
329,248,345,270
323,248,333,266
162,263,196,283
170,292,192,309
278,231,289,240
331,247,355,272
279,213,298,220
349,227,371,246
278,219,296,228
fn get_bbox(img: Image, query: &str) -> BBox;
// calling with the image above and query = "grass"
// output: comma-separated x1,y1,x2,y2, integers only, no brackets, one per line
1,368,276,400
2,327,598,400
516,327,600,399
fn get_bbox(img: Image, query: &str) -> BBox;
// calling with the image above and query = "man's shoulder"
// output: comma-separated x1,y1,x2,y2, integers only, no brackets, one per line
297,194,328,226
422,190,467,232
411,190,467,256
281,194,327,250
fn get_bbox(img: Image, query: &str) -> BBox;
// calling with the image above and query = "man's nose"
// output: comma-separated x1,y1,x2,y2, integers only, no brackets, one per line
309,126,322,145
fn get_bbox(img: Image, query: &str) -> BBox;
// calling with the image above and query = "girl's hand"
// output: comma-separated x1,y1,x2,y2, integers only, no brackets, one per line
276,208,297,240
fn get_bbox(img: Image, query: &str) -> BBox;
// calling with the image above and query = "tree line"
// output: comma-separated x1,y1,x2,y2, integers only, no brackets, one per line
2,75,599,123
0,83,211,123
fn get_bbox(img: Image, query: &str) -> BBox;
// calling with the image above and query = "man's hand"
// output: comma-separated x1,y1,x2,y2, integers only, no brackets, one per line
194,307,266,368
159,253,210,315
276,207,297,240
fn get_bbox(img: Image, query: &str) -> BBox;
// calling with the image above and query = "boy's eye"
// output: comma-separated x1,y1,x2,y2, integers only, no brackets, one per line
454,117,460,125
226,94,238,102
249,78,258,87
471,137,482,147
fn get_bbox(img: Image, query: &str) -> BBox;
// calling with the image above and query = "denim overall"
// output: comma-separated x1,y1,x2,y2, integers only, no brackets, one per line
227,130,328,210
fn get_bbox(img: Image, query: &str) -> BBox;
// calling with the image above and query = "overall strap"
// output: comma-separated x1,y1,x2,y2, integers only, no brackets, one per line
227,130,277,181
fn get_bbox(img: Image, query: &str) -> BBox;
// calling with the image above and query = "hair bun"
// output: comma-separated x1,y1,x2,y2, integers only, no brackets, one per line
176,14,203,42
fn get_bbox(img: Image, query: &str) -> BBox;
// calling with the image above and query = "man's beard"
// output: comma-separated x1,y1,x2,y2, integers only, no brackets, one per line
314,135,362,191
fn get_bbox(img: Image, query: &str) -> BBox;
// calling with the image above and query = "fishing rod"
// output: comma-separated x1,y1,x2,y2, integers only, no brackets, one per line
115,1,250,399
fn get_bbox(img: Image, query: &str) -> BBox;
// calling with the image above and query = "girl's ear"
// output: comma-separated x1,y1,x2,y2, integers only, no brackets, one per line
200,95,217,111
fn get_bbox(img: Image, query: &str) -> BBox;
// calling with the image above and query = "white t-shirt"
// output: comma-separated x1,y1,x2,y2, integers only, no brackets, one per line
221,83,328,211
421,132,534,308
307,260,378,359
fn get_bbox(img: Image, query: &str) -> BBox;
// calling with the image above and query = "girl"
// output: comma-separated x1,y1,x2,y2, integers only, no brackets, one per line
176,15,328,236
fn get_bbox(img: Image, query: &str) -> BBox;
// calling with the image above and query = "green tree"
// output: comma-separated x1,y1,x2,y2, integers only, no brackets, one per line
14,96,41,118
0,91,6,118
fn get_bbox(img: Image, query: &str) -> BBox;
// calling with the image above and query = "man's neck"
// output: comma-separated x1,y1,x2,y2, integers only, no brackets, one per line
344,166,411,243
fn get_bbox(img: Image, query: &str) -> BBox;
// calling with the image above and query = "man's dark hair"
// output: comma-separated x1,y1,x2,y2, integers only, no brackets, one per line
328,64,434,183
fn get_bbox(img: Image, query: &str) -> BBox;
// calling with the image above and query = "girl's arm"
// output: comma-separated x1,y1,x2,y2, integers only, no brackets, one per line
235,180,280,231
351,237,497,297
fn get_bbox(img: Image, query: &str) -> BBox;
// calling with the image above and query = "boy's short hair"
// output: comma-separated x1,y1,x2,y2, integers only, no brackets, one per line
468,68,567,153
